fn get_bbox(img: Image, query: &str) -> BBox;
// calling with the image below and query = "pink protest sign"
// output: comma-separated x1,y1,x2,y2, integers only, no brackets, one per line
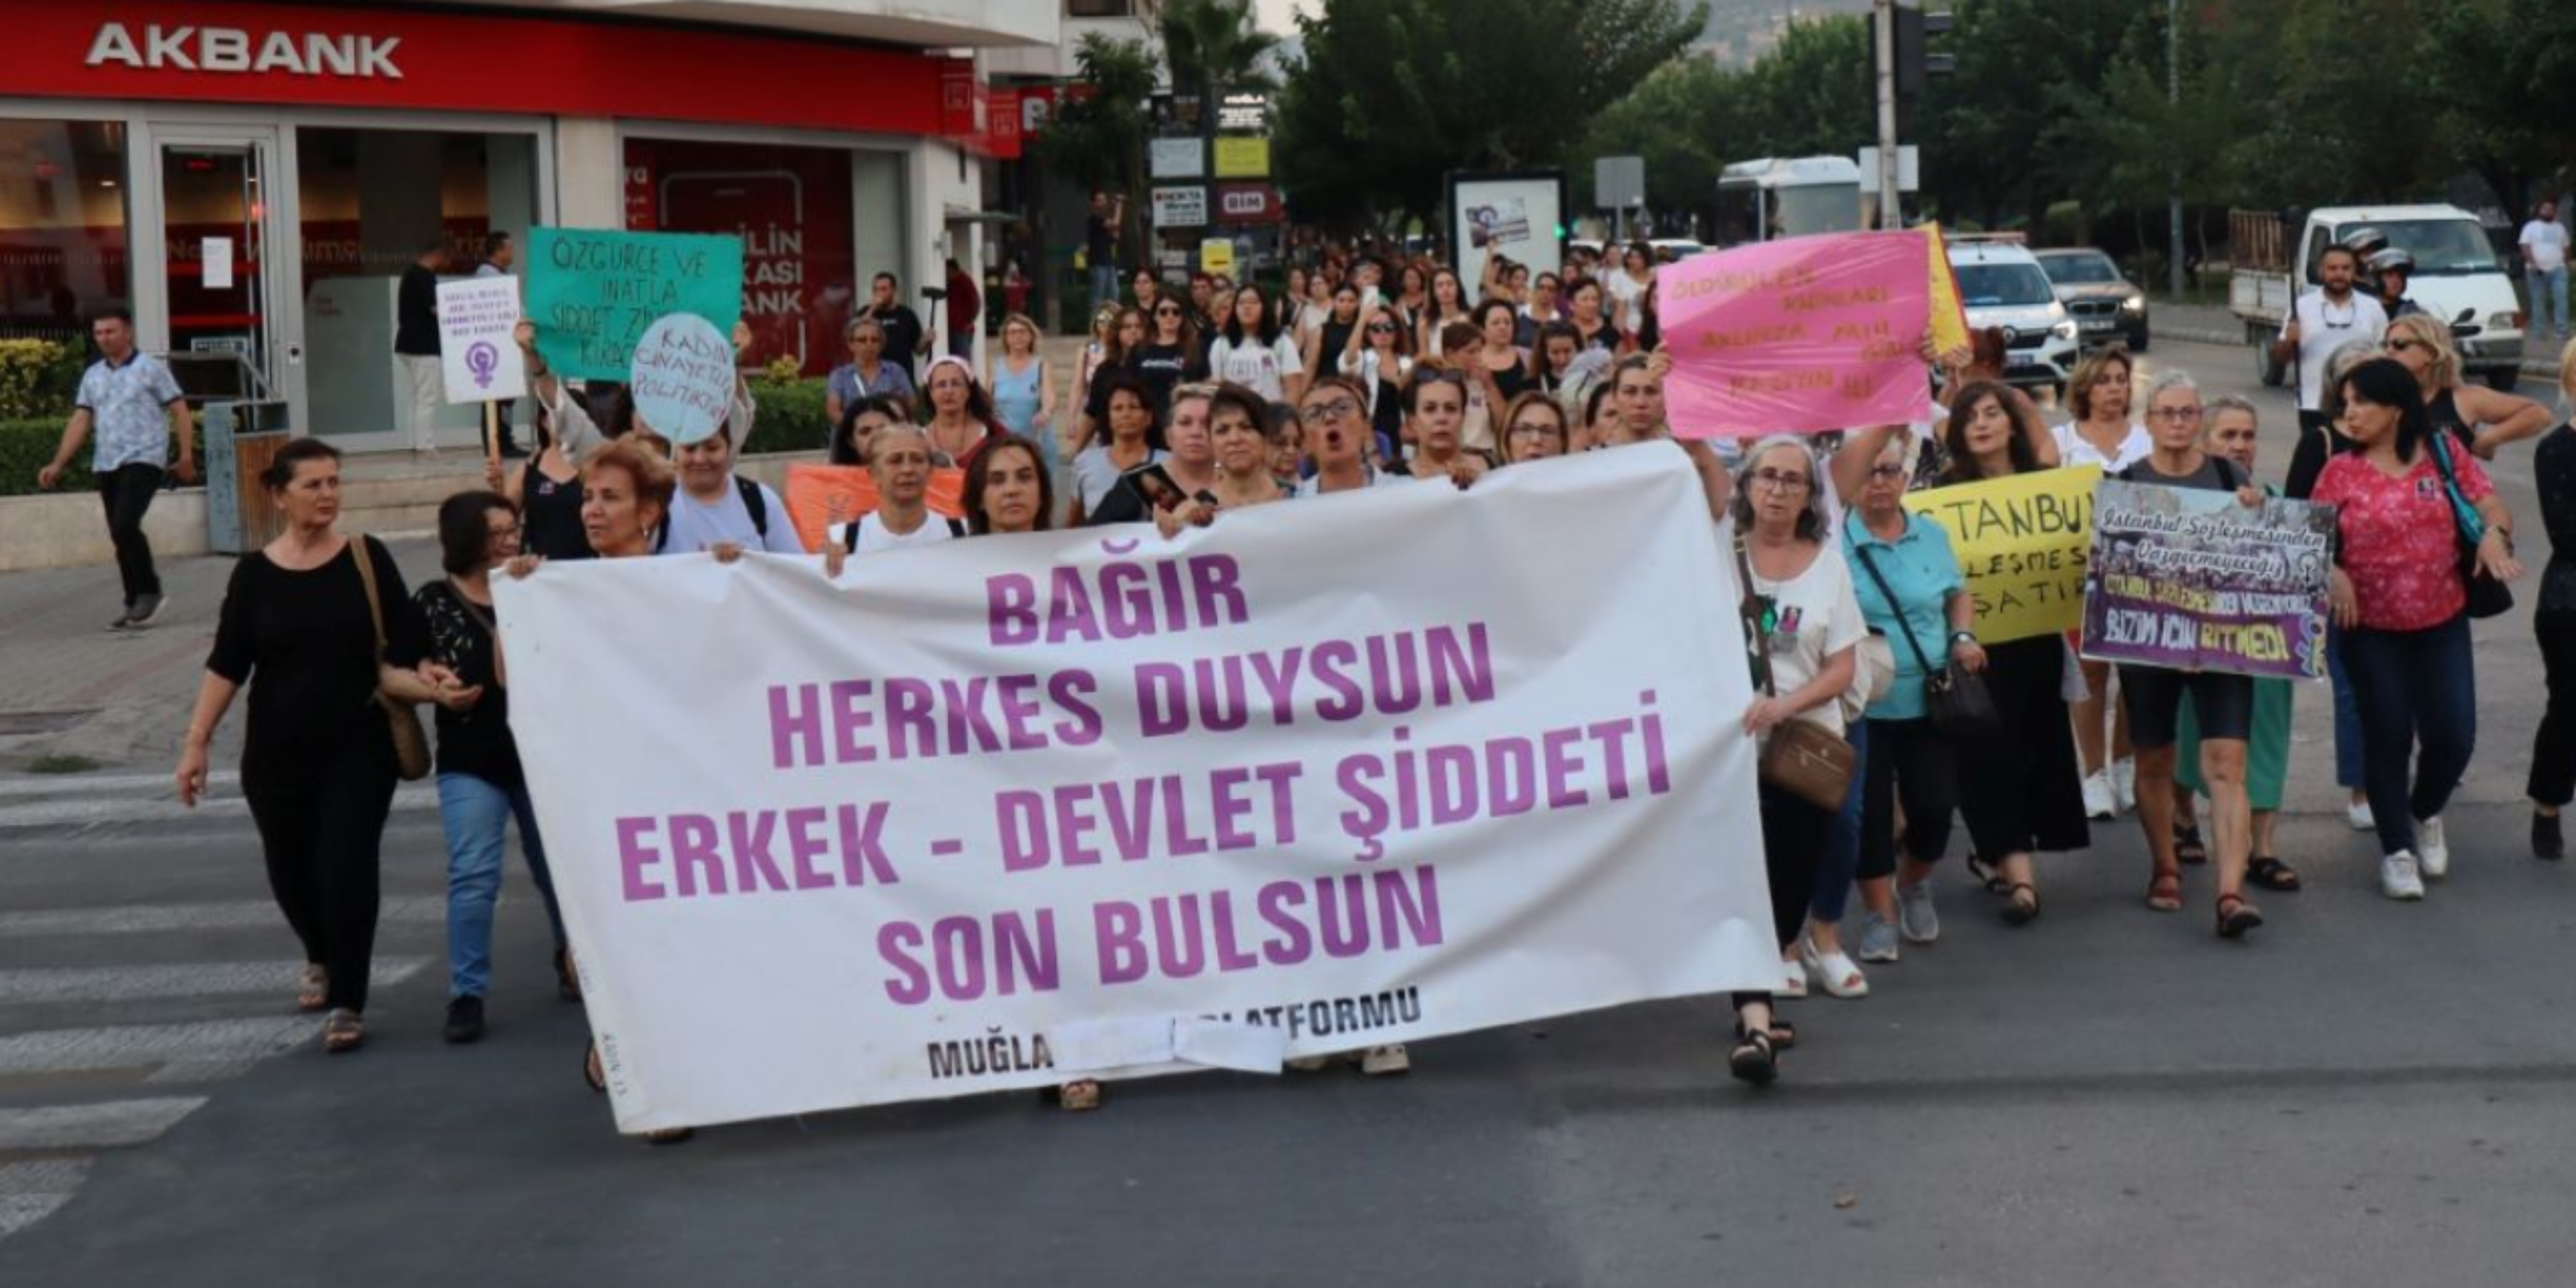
1661,231,1935,438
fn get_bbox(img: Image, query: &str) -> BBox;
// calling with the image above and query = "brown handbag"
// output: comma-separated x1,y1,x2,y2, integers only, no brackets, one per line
1737,539,1857,812
349,534,433,782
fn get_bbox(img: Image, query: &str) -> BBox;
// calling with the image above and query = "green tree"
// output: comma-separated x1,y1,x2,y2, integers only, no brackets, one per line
1159,0,1282,97
1032,34,1159,246
2421,0,2576,219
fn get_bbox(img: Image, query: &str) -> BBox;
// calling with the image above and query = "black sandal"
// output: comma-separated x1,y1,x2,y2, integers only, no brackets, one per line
2216,892,2264,939
555,947,583,1003
1965,852,2010,895
2174,824,2208,866
2002,882,2041,926
2246,856,2302,891
1767,1020,1798,1052
1728,1023,1778,1086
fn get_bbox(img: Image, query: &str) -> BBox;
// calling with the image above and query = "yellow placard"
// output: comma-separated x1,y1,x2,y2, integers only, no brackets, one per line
1199,239,1237,275
1213,136,1271,179
1919,223,1971,356
1902,465,2100,644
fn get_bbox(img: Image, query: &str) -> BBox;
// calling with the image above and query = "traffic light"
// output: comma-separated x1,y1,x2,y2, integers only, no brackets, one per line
1876,5,1953,133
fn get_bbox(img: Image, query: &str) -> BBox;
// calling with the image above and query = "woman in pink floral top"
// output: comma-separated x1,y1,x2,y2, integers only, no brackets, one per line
2313,358,2524,900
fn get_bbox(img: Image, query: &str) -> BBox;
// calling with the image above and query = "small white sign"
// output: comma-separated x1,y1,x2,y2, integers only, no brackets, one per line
435,276,528,405
628,313,735,445
202,237,234,290
1148,137,1204,180
1151,186,1208,229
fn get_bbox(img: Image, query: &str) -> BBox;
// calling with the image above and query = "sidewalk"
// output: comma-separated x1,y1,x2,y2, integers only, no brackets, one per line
2155,301,2567,378
0,538,447,815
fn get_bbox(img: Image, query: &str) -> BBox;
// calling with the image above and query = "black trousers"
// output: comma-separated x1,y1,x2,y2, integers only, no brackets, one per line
97,462,163,602
2532,611,2576,807
1860,717,1960,880
1735,780,1829,1010
244,741,399,1013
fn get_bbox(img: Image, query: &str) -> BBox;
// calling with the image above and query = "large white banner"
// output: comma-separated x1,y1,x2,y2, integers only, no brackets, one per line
498,445,1774,1133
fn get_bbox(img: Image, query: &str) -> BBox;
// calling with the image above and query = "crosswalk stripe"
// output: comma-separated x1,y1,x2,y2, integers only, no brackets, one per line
0,784,438,829
0,1160,89,1196
0,897,445,939
0,1018,312,1077
0,959,429,1005
0,1098,206,1152
0,1194,73,1240
0,771,238,799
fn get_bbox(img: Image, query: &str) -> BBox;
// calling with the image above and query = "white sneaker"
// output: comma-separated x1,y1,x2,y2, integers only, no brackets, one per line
2082,770,2116,820
2381,851,2427,900
1799,938,1870,999
2113,758,2137,813
1777,959,1808,999
2347,797,2376,831
1358,1044,1409,1076
2416,817,2449,879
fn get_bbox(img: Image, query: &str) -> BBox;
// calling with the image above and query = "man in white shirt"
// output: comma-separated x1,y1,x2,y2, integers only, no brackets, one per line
2269,242,2386,499
2522,197,2569,342
655,430,803,557
833,425,961,557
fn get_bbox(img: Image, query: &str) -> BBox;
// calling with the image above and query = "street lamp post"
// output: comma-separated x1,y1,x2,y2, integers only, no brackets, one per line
2168,0,2185,297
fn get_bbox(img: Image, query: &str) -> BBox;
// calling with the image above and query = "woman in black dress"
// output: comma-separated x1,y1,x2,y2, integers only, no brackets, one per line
176,438,479,1052
1936,382,2090,924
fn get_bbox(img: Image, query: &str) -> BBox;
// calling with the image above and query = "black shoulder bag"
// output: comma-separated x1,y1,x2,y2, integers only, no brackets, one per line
1851,534,2000,741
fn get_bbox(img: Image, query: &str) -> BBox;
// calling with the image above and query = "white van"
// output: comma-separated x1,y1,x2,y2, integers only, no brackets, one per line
2230,204,2527,390
1948,236,2080,400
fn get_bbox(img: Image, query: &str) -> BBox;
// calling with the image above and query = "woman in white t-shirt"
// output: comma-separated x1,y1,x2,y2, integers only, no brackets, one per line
1606,241,1657,338
2051,344,2147,820
1724,435,1865,1085
1204,286,1306,403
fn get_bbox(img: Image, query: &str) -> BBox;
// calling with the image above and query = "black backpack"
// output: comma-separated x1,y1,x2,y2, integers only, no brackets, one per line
652,476,770,554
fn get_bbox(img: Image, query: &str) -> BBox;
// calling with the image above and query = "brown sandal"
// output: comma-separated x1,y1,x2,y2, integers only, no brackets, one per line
322,1008,364,1054
297,964,329,1013
2145,871,2184,913
1057,1079,1103,1112
2216,893,2264,939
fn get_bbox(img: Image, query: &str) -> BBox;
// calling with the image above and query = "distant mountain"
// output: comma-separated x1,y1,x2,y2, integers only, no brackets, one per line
1693,0,1872,67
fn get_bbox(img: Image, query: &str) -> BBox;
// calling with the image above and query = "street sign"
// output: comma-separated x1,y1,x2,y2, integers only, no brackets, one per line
1856,146,1921,192
1216,89,1270,134
1150,137,1204,180
1213,136,1271,179
1596,155,1644,210
1201,239,1237,275
1152,186,1209,229
1215,182,1284,225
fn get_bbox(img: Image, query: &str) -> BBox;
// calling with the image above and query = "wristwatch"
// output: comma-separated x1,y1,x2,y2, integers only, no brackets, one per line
1949,631,1977,649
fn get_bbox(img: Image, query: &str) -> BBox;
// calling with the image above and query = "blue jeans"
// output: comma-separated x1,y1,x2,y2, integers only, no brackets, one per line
2339,616,2477,857
1089,263,1118,315
2533,266,2569,337
2327,622,2366,790
1812,720,1867,923
437,772,566,999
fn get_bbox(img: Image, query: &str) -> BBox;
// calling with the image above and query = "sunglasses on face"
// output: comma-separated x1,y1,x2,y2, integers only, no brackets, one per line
1156,307,1182,317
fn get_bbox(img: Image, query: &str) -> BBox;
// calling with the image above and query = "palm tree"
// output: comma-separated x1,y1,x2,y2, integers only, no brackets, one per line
1158,0,1280,100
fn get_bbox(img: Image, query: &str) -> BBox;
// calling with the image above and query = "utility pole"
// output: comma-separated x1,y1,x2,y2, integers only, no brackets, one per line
2168,0,2184,296
1873,0,1900,229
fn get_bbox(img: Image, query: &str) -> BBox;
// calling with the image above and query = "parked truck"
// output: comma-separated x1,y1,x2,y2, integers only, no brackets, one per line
2229,205,2526,391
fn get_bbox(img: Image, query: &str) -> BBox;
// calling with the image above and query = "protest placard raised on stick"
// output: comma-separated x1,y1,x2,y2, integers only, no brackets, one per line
1660,230,1937,437
525,227,743,382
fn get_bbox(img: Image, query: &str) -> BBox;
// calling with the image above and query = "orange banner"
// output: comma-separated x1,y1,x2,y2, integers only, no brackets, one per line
782,463,968,552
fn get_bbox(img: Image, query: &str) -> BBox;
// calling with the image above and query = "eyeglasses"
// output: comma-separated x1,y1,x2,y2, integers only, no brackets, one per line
1366,322,1399,334
2149,406,2204,422
1303,398,1360,423
1155,307,1182,317
1749,469,1812,493
1866,463,1909,480
1509,420,1564,437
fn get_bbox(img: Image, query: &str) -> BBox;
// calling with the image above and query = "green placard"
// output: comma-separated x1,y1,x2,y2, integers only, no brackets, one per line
525,227,743,381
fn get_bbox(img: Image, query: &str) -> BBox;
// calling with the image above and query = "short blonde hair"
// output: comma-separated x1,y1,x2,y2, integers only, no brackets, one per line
2384,312,2460,389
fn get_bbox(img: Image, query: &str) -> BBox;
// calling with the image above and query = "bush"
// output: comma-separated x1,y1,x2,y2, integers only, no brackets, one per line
0,416,82,497
0,339,69,420
739,378,830,457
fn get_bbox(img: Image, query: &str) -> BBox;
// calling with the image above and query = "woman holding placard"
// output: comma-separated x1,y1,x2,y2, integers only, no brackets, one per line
1937,383,2087,925
2315,358,2523,900
2054,345,2150,822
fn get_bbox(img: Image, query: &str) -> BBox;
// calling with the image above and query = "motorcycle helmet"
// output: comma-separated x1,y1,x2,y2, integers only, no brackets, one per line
2366,247,2414,277
2341,227,2390,259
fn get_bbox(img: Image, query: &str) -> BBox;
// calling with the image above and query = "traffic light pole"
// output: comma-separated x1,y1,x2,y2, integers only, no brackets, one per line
1873,0,1901,229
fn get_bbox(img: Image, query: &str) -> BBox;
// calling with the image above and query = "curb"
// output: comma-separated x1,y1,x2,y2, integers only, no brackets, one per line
2155,325,2564,378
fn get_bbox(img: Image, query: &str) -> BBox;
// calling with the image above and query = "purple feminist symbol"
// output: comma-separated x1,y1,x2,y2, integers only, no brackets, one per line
465,341,500,390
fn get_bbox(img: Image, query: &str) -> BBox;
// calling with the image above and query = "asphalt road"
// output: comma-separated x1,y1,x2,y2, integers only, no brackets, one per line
4,339,2573,1287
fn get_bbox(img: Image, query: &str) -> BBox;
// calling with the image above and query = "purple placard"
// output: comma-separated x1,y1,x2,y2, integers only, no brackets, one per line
2078,479,2333,680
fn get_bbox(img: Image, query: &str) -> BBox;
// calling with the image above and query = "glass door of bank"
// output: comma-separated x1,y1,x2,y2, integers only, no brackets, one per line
151,129,288,419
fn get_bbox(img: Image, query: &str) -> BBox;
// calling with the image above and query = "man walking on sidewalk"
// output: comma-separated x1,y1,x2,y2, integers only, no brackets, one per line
36,305,195,630
397,239,449,455
2523,198,2569,343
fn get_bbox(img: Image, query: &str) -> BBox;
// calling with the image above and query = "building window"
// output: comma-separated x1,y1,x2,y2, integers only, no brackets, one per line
625,138,856,377
0,119,130,346
1067,0,1135,18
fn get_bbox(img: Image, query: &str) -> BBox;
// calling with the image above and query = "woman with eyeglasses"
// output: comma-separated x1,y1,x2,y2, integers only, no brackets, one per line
1295,377,1407,493
1497,391,1570,464
1206,285,1306,403
1399,364,1490,487
2383,313,2550,461
1940,381,2085,925
826,315,916,428
1338,300,1416,461
417,491,573,1044
2526,339,2576,859
2316,358,2523,900
2054,345,2149,822
1067,370,1165,528
1130,296,1208,419
922,355,1005,472
1831,425,1975,970
1725,435,1867,1083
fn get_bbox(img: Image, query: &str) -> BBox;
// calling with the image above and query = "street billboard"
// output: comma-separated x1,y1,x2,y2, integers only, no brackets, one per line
1448,170,1566,289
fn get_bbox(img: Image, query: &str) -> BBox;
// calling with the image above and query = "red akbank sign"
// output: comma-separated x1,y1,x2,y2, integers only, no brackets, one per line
1,2,945,137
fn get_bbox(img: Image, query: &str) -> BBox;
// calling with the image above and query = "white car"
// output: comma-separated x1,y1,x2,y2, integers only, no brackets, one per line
1948,239,2081,400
